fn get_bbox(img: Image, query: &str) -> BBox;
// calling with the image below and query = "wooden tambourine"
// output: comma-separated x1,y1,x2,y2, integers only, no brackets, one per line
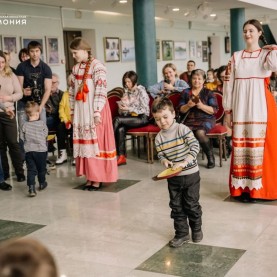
152,167,182,181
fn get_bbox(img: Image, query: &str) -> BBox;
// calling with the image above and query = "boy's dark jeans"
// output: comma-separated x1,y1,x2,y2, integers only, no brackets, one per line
25,151,47,187
167,171,202,238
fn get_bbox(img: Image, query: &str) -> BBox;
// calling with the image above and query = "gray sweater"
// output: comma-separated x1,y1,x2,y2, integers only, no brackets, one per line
20,120,48,153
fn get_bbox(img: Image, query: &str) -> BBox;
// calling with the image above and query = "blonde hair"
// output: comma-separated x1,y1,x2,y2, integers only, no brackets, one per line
25,101,39,117
0,238,58,277
162,63,178,78
0,51,12,77
69,37,91,53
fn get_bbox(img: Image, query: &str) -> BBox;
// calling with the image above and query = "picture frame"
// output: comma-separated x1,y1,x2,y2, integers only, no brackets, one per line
156,40,161,60
46,37,59,65
121,39,135,62
225,36,230,53
174,41,187,60
189,40,196,58
202,41,208,62
2,35,18,54
21,37,46,61
196,41,202,58
162,40,173,61
2,35,19,67
103,37,120,62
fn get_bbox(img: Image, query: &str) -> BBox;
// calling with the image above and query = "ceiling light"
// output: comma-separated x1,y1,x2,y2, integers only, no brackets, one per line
210,14,217,17
172,8,180,12
119,0,128,3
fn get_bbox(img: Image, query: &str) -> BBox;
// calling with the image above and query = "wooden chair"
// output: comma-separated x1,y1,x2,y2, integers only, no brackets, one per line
206,91,228,167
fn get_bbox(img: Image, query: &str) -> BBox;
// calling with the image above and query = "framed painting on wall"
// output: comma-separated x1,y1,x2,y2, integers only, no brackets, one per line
104,37,120,62
189,41,196,58
162,40,173,61
156,40,161,60
174,41,187,60
21,37,46,61
2,36,18,54
2,36,19,68
202,41,208,62
46,37,59,65
196,41,202,58
225,36,230,53
121,39,135,62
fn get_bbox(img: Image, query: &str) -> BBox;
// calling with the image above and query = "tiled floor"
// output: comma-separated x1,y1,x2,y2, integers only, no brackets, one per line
1,149,277,277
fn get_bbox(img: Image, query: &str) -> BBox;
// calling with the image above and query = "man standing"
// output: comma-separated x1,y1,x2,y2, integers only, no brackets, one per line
179,60,195,86
16,41,52,163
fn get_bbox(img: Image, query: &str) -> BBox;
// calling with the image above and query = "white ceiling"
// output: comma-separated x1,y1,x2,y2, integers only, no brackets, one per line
2,0,277,26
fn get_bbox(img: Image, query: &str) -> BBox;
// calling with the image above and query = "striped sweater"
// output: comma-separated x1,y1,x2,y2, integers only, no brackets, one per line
155,122,199,175
20,120,48,153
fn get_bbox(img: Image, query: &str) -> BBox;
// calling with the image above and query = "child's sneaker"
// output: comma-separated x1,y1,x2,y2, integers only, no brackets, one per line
47,163,56,170
191,230,203,243
169,235,190,248
28,186,37,197
39,182,48,191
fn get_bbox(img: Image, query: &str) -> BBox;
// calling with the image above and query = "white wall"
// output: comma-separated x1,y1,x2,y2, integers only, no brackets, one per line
0,2,231,91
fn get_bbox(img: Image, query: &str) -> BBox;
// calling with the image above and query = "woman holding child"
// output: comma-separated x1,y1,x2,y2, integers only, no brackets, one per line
179,69,218,169
113,71,150,166
69,37,117,190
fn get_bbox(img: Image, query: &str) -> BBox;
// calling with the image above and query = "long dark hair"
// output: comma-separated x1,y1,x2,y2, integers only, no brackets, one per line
122,71,138,88
243,19,268,45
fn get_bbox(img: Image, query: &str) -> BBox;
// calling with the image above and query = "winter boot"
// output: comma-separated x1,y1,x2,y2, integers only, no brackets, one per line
55,149,67,165
201,141,215,169
28,185,37,197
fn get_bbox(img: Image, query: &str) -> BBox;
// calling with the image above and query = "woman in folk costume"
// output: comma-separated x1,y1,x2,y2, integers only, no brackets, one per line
69,37,118,190
223,19,277,201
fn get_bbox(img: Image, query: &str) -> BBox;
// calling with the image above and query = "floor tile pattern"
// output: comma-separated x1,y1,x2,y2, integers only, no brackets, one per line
136,243,246,277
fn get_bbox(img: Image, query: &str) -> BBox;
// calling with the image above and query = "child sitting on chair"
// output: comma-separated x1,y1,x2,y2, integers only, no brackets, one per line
152,97,203,248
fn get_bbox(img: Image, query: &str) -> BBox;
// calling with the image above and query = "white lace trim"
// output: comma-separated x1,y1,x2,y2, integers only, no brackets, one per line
231,176,263,190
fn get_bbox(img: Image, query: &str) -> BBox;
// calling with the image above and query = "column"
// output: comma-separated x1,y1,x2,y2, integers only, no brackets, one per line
133,0,157,88
230,8,245,53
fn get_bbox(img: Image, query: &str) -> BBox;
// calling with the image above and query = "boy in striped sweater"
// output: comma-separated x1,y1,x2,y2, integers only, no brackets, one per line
152,98,203,247
20,101,48,197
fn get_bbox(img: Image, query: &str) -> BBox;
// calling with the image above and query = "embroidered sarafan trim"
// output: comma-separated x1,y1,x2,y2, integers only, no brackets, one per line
233,121,267,125
231,176,262,190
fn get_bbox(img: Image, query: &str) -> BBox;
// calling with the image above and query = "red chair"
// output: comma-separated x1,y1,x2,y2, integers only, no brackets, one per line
107,87,124,118
206,91,228,167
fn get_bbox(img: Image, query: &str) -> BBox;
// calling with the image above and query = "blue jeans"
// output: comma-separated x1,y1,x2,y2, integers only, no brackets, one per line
25,151,47,187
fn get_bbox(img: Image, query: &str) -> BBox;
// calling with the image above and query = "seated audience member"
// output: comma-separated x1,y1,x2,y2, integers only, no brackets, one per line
216,65,227,93
58,74,74,165
45,73,65,164
0,238,59,277
148,63,189,99
113,71,150,166
179,60,196,86
179,69,218,169
18,48,30,62
0,50,25,182
205,68,218,91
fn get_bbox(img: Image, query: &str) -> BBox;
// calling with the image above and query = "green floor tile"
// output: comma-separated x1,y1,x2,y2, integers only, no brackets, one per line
136,243,245,277
0,219,45,242
74,179,141,193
